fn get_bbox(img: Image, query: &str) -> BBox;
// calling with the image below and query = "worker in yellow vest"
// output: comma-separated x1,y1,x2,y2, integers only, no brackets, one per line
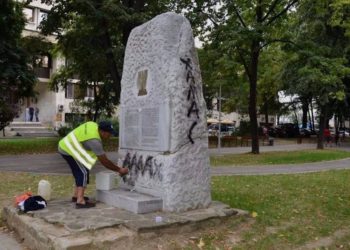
59,121,128,209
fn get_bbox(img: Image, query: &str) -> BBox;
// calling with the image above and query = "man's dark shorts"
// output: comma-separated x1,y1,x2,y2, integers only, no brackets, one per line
60,154,89,187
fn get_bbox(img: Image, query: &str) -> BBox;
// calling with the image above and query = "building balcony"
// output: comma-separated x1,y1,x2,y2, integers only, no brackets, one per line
34,67,50,79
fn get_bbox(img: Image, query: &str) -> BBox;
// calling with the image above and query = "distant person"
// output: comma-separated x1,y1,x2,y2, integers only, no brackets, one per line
29,106,34,122
25,107,30,122
324,128,331,147
35,107,39,122
263,126,268,137
58,121,128,209
335,131,340,146
262,126,269,143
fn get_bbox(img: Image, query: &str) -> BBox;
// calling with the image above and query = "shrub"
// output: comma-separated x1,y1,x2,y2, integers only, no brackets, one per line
57,126,72,137
237,120,251,136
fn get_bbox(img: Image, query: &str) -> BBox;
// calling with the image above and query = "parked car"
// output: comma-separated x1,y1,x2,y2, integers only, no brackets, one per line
299,128,313,137
208,124,235,136
339,129,349,137
275,123,300,138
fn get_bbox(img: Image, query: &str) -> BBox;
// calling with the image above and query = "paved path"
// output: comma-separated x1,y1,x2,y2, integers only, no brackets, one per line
0,232,24,250
1,142,350,249
1,143,350,175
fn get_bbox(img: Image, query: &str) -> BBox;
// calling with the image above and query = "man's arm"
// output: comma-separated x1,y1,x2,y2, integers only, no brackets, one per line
97,154,128,175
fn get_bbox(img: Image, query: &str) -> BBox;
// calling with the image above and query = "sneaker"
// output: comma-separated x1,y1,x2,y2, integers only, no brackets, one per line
75,201,96,209
71,196,89,202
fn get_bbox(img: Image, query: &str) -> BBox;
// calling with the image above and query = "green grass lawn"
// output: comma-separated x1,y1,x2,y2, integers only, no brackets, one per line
210,149,350,166
210,171,350,249
0,138,60,155
0,137,118,155
1,171,350,249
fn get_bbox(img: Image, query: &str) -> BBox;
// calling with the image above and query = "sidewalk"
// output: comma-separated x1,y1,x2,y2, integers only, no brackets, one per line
0,230,24,250
208,143,317,155
0,143,350,175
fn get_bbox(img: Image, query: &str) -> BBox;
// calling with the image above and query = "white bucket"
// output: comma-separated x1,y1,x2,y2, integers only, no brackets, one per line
37,180,51,201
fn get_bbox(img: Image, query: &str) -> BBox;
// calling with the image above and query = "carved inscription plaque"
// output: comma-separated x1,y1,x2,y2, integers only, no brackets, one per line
120,104,171,151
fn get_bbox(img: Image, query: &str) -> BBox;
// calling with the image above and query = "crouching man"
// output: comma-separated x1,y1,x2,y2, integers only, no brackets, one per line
58,121,128,209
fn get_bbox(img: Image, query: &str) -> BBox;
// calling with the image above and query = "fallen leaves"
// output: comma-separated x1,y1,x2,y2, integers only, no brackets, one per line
197,238,205,249
251,211,258,218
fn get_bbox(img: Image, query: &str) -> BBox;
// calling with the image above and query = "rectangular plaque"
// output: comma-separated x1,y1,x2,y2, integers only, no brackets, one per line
120,103,171,151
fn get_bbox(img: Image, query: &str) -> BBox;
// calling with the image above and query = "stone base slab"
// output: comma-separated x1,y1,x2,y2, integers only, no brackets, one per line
96,188,163,214
2,199,248,250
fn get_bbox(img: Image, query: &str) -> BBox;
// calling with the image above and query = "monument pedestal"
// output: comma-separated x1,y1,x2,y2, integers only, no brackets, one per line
96,188,163,214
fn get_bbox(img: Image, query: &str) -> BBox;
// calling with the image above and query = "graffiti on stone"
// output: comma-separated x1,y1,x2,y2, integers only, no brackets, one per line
122,152,163,185
180,56,200,144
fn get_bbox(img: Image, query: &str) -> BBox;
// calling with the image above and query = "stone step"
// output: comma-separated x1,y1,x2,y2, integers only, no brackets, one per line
9,121,57,137
14,131,57,138
10,122,42,127
10,127,50,131
96,188,163,214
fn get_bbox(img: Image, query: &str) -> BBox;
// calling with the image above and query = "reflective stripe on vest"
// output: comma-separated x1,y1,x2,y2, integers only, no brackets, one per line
59,121,100,169
63,132,95,170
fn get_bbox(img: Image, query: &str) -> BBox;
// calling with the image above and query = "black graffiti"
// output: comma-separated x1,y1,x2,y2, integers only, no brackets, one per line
186,71,195,84
180,57,192,70
188,121,198,144
122,152,163,185
181,56,201,144
187,84,196,101
187,101,199,119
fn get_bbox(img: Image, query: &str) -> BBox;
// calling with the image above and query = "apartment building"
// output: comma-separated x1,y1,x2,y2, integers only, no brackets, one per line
16,0,93,129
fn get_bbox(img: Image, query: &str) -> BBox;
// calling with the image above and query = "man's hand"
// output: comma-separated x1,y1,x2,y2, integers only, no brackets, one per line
119,167,129,176
98,154,129,176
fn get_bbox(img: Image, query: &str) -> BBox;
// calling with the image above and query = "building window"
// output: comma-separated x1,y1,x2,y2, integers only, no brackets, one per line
38,10,48,25
23,8,35,22
35,54,51,68
65,82,74,99
33,54,51,78
86,86,94,98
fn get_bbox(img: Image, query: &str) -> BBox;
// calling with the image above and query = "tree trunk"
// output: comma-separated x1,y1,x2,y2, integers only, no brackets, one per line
264,98,269,126
247,2,264,154
310,99,315,130
335,115,339,134
248,40,260,154
293,105,299,128
317,106,328,149
93,82,99,122
301,98,308,128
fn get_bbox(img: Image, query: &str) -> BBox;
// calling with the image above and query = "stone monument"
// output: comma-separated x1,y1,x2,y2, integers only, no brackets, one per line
97,12,211,212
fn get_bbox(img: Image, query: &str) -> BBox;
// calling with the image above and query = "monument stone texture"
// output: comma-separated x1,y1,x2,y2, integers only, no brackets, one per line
118,12,211,212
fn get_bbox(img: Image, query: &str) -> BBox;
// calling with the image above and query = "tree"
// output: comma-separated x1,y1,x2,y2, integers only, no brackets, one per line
40,0,177,120
258,46,285,126
198,45,243,116
0,0,36,135
183,0,299,153
281,0,350,149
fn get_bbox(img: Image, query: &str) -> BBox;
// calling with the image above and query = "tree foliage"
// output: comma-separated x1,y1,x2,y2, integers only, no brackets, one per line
40,0,178,120
184,0,299,153
0,0,36,134
281,0,350,149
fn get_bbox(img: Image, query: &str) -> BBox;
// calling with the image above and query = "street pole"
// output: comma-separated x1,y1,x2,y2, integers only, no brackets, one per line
218,83,222,154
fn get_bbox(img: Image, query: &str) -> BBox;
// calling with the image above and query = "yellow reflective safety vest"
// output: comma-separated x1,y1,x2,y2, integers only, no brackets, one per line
59,121,101,170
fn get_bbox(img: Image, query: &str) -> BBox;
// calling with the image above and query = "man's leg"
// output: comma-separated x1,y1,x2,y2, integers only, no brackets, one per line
60,154,94,207
76,186,86,204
